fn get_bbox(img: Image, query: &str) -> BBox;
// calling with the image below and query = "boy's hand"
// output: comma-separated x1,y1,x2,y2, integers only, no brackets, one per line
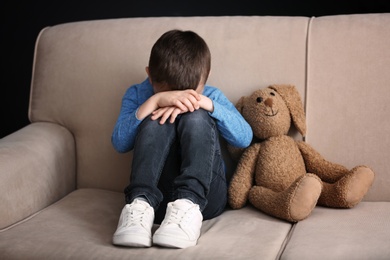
151,106,185,124
198,95,214,113
136,89,201,121
151,94,214,124
156,89,201,112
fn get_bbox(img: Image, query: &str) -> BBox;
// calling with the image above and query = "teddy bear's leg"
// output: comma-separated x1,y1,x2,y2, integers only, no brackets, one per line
297,141,350,182
317,166,375,208
248,174,322,222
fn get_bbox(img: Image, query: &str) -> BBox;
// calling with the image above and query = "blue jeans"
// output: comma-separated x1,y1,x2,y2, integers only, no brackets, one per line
124,109,227,224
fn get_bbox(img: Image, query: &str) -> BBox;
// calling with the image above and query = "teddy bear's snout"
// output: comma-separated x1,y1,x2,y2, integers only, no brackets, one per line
264,98,273,108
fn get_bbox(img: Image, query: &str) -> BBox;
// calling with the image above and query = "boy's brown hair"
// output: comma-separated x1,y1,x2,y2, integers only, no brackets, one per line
148,29,211,90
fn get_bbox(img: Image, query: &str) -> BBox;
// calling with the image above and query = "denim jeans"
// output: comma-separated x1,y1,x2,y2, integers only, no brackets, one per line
124,109,227,224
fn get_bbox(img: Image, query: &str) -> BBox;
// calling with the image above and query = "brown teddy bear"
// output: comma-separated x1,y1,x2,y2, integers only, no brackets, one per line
228,84,375,222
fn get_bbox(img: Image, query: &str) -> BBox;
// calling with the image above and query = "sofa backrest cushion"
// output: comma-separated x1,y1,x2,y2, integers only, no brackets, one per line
306,14,390,201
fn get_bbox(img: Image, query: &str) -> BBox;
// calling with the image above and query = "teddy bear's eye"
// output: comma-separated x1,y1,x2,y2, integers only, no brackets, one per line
270,92,275,96
256,97,263,103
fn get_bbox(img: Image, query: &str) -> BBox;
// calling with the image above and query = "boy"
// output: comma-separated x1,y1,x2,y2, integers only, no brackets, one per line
111,29,252,249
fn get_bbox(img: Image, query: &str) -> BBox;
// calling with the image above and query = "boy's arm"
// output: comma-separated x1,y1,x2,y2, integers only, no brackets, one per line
146,89,201,124
151,93,213,124
205,89,253,148
112,88,202,152
111,87,143,153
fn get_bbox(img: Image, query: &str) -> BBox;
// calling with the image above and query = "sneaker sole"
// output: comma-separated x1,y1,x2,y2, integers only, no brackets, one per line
113,234,152,247
153,234,197,249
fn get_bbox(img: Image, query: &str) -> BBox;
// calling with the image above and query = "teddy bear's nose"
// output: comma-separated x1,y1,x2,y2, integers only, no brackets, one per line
264,98,273,108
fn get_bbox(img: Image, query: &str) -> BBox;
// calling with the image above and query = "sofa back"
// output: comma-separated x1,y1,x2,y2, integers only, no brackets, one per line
305,14,390,201
29,14,390,201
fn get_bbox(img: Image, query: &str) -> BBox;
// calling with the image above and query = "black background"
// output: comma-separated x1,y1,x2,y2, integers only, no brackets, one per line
2,1,390,138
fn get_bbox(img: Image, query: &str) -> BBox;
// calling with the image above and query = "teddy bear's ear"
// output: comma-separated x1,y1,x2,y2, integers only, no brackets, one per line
269,85,307,136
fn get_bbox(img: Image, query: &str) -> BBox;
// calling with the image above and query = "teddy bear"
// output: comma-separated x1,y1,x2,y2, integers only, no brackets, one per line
227,84,375,222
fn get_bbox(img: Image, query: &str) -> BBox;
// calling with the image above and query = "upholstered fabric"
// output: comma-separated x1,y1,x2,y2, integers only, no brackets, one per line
282,202,390,259
0,189,292,259
0,122,75,229
306,14,390,201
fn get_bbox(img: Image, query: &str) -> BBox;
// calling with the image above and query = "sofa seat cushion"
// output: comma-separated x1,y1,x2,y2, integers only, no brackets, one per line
0,188,292,260
281,202,390,260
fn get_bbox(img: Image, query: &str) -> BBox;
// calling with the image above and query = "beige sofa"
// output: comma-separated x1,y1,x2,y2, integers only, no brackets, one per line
1,13,389,259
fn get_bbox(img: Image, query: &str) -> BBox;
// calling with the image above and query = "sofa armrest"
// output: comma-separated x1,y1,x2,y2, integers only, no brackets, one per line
0,122,76,229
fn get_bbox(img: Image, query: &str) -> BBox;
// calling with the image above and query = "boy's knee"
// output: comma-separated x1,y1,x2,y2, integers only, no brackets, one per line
179,110,216,135
181,109,210,124
140,115,174,133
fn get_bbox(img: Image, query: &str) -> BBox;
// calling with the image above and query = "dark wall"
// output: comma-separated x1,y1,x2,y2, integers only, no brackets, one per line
1,1,389,138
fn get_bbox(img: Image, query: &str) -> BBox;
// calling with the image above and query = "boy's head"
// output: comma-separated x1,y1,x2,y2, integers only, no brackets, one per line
146,29,211,92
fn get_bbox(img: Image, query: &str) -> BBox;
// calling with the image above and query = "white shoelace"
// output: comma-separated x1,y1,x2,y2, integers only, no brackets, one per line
166,204,195,226
124,203,150,228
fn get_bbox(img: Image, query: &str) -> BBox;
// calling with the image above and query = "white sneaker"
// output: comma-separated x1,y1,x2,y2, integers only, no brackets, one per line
112,198,154,247
153,199,203,248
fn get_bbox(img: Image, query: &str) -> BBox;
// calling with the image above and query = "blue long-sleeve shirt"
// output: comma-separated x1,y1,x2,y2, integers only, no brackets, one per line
112,78,253,153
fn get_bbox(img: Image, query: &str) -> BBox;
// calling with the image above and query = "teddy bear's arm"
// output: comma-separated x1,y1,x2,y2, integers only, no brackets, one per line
296,141,349,182
228,143,261,209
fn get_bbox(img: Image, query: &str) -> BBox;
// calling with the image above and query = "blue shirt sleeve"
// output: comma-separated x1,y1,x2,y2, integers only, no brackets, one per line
111,79,153,153
204,86,253,148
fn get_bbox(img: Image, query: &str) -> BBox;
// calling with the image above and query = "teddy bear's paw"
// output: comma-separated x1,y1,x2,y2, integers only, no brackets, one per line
288,174,322,222
343,166,375,208
228,195,248,209
228,187,250,209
